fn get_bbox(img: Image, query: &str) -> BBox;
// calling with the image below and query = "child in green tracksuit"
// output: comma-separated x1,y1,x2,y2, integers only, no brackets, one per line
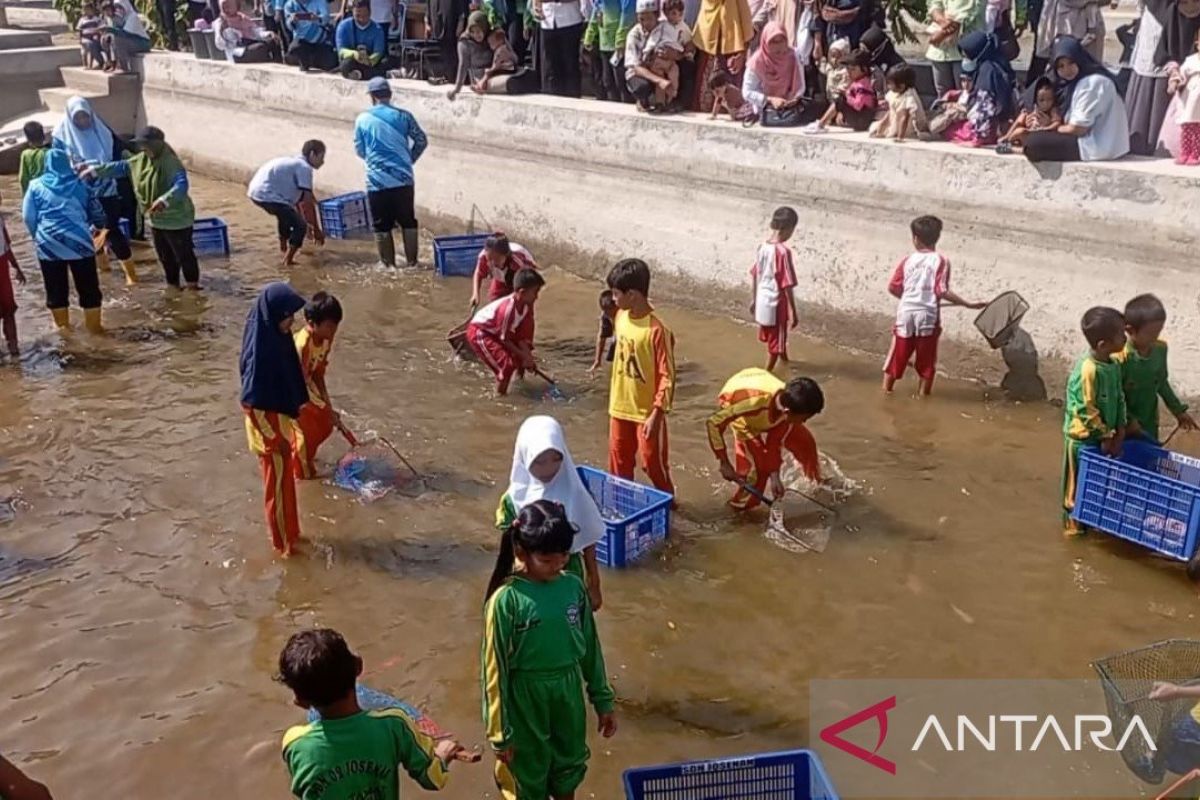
1113,294,1197,443
482,499,617,800
1062,307,1128,536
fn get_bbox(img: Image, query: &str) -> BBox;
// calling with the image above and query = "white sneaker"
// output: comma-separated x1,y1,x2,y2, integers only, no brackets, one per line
802,121,825,135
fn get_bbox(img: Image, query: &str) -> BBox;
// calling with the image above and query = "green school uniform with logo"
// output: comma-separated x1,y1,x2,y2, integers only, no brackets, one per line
1113,340,1188,443
1061,353,1127,533
481,573,614,799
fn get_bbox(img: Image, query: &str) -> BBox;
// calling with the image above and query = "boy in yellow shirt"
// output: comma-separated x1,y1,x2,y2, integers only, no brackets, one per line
606,258,676,497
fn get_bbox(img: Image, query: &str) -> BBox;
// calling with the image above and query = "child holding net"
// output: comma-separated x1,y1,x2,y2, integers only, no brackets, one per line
292,292,344,479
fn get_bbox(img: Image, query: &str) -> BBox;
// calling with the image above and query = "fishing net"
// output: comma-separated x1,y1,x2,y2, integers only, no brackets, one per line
974,291,1030,349
1094,639,1200,784
307,684,449,739
762,454,861,554
333,440,418,502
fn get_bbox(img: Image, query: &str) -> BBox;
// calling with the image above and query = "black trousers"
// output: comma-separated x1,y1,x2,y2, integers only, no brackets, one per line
368,186,417,232
40,257,102,310
539,22,584,98
506,17,528,64
157,0,180,49
152,227,200,286
602,50,631,102
255,200,307,247
236,39,282,63
339,57,388,79
98,195,133,260
1023,130,1082,162
287,39,338,71
627,75,654,104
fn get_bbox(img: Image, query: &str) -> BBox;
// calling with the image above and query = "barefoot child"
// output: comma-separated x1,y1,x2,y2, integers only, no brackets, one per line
882,215,984,396
466,268,545,395
707,368,824,510
293,292,343,479
588,289,617,376
1114,294,1197,443
999,79,1062,150
470,233,538,307
870,63,927,142
495,416,606,610
708,71,753,121
750,206,800,373
278,629,468,799
0,192,27,357
482,500,617,800
240,282,309,557
804,49,877,133
607,258,677,496
1062,307,1127,536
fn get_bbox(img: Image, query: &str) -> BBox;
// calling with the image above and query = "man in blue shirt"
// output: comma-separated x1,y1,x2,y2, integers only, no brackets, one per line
283,0,337,71
353,77,428,268
336,0,388,79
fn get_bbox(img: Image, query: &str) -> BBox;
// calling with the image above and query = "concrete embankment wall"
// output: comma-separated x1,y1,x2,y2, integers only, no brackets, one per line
139,54,1200,392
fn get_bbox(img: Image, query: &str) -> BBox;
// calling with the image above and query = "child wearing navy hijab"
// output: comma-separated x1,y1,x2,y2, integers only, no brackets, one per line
240,282,309,556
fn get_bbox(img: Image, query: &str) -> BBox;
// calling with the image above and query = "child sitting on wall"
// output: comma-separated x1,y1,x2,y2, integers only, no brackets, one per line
77,2,108,69
708,71,754,120
870,63,927,141
804,49,877,133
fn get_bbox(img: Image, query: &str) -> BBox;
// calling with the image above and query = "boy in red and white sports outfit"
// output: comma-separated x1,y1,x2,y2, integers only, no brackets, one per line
0,192,27,357
883,215,984,396
466,268,545,395
750,206,800,373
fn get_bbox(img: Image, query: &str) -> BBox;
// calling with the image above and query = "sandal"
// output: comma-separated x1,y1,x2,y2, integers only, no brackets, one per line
995,141,1014,155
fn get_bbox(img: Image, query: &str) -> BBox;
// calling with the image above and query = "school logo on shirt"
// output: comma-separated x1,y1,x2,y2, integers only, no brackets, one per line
565,602,581,629
616,337,646,384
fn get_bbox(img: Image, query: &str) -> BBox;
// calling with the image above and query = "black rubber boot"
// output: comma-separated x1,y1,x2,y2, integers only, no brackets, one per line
401,228,419,268
374,232,396,268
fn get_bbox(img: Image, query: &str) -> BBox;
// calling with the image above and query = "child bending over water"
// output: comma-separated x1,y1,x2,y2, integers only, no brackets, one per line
589,289,617,376
278,628,469,799
240,282,309,556
482,500,617,800
292,292,344,479
467,268,545,395
495,416,606,609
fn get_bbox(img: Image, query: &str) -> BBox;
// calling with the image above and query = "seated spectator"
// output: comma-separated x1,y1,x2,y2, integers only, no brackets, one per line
742,20,806,118
215,0,283,62
336,0,388,79
709,69,754,119
1024,35,1130,162
997,76,1062,152
805,48,876,132
77,2,108,69
626,0,675,110
284,0,337,72
447,12,494,99
942,30,1016,146
859,22,904,72
871,63,926,140
474,28,518,91
105,0,151,74
818,36,850,99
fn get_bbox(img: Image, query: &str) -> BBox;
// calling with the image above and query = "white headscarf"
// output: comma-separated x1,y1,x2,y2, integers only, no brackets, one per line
115,0,149,39
507,416,604,554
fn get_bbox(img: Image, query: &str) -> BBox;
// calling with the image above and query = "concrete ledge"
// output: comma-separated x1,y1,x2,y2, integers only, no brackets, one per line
138,53,1200,391
0,27,52,48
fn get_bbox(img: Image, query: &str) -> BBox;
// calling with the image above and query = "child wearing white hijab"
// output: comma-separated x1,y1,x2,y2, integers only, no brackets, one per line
495,415,605,610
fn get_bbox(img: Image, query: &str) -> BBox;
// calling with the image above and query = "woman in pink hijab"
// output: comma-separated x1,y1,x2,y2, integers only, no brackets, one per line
742,21,806,116
213,0,282,62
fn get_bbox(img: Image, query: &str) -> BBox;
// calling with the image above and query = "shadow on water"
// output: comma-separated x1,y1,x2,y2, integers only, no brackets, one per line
617,694,800,739
999,326,1048,402
322,536,487,580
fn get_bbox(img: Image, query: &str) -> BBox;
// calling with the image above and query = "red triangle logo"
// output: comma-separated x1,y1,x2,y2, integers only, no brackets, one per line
819,695,898,775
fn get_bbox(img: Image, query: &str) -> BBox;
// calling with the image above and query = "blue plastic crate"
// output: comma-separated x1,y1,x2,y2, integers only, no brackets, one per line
319,192,372,239
116,217,229,257
623,749,839,800
434,233,489,277
577,466,672,567
192,217,230,256
1073,439,1200,561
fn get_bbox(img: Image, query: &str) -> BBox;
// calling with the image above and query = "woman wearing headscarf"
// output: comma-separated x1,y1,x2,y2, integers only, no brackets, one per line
214,0,283,63
107,0,151,72
53,96,137,285
21,150,108,333
494,416,606,609
447,11,495,99
742,21,806,115
1025,35,1130,161
239,282,309,557
1125,0,1200,154
86,126,200,289
951,30,1016,145
690,0,753,110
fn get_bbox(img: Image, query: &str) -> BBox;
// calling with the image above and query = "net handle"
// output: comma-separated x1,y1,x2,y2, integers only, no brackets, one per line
1156,768,1200,800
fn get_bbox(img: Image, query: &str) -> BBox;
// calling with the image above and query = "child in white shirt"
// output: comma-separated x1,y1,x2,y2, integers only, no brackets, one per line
750,206,800,373
871,63,927,141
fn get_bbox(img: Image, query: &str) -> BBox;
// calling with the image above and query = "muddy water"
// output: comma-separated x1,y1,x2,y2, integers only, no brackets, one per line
1,172,1197,799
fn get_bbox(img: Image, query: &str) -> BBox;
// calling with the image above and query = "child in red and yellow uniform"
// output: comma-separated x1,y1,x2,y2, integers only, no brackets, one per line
467,269,545,395
292,292,343,479
469,232,539,306
606,258,677,497
240,282,309,557
707,368,825,510
750,207,799,373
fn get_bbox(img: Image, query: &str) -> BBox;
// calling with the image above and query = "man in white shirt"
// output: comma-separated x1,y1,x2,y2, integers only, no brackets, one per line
535,0,586,96
247,140,327,266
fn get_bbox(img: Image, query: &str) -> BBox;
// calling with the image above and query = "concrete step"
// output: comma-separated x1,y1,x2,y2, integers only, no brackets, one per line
3,6,67,31
0,27,51,49
0,44,79,75
60,65,139,94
